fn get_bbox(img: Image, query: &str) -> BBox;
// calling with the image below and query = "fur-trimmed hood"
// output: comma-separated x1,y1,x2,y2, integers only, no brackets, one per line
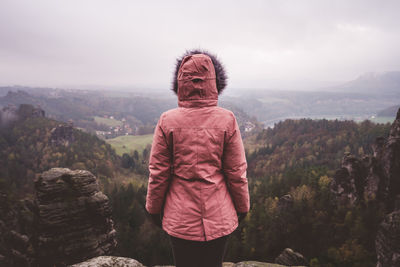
172,50,227,99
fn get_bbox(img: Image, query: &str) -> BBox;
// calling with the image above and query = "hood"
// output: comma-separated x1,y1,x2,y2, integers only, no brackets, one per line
172,50,227,108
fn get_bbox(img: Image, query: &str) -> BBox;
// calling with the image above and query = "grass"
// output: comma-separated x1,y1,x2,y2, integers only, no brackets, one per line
106,134,153,156
94,116,123,127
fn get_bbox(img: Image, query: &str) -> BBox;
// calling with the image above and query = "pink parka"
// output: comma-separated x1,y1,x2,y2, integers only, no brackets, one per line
145,52,250,241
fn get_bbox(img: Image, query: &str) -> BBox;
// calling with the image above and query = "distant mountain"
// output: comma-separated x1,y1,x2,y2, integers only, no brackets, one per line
337,71,400,94
0,87,256,133
377,105,400,117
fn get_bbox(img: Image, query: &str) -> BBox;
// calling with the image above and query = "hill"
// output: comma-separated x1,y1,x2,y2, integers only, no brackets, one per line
221,89,400,126
0,104,122,196
337,71,400,95
245,118,391,179
0,87,257,137
377,105,400,117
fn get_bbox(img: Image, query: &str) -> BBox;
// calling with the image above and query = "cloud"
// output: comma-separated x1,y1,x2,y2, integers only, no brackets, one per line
0,0,399,90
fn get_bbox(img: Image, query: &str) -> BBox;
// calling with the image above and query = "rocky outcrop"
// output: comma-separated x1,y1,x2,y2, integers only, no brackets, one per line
69,256,145,267
50,123,74,146
330,108,400,267
35,168,117,266
383,108,400,211
331,108,400,210
69,256,298,267
376,210,400,267
18,103,45,119
330,154,368,205
0,194,37,267
275,248,308,266
0,103,44,127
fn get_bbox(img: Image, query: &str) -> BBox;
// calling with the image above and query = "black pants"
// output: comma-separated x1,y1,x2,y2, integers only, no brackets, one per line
169,234,229,267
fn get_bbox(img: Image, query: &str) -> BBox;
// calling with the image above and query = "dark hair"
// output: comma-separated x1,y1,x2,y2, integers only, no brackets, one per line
172,49,228,95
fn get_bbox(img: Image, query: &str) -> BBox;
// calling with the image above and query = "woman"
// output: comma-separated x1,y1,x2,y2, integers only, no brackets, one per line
146,49,250,267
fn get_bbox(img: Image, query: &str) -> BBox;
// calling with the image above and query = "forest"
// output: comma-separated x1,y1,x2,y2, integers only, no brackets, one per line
0,103,394,267
106,118,392,267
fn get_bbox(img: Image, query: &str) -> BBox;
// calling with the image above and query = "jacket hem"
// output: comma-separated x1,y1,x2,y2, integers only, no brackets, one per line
163,221,238,241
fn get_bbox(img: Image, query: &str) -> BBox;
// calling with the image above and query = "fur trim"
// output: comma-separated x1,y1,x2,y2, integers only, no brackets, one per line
172,49,227,95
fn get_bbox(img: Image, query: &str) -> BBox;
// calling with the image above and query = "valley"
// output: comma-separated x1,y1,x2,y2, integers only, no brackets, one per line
0,76,399,266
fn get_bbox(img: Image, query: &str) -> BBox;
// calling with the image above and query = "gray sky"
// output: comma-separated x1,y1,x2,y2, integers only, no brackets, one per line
1,0,399,90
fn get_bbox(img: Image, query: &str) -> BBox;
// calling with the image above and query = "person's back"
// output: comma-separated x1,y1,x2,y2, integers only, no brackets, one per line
146,50,250,267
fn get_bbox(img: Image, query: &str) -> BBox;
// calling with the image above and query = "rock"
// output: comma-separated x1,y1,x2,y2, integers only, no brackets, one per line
18,103,45,119
331,108,400,210
69,257,302,267
35,168,117,266
329,108,400,267
275,248,308,266
69,256,145,267
50,124,75,146
0,104,18,126
9,230,29,251
0,192,35,267
278,194,293,212
234,262,289,267
331,155,368,205
383,108,400,211
0,103,44,127
376,210,400,267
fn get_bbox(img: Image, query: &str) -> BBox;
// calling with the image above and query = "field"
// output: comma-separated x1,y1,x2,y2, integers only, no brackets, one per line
106,134,153,156
94,116,123,127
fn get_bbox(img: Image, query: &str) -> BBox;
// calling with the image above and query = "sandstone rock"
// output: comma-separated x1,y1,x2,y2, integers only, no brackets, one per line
234,261,289,267
35,168,117,266
69,257,295,267
18,103,45,119
275,248,308,266
0,103,44,127
0,192,34,266
331,108,400,209
50,124,75,146
329,108,400,267
69,256,145,267
376,210,400,267
383,108,400,211
331,155,367,205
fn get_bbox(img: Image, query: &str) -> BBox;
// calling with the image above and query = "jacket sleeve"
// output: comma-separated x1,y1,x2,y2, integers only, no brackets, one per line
222,115,250,213
145,114,172,214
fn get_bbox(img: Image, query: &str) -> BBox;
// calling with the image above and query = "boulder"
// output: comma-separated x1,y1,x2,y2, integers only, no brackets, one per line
69,257,301,267
69,256,145,267
234,262,288,267
275,248,308,266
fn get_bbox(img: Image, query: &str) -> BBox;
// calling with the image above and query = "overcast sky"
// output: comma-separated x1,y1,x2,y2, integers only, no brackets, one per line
0,0,399,91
